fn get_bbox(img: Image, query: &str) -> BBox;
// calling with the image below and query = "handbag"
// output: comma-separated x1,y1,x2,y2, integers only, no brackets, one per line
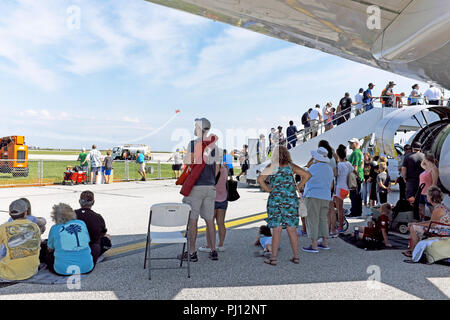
226,178,240,202
289,166,307,217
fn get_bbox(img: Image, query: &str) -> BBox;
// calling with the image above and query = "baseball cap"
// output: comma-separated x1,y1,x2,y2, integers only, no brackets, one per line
412,141,422,149
348,138,359,144
368,83,375,87
389,81,396,86
194,118,211,131
9,199,28,217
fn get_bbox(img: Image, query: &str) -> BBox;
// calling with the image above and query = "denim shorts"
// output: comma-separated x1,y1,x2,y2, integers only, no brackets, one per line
215,200,228,210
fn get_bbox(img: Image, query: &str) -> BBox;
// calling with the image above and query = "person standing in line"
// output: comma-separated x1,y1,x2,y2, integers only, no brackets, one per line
363,83,376,111
136,150,146,181
273,126,286,146
256,134,266,164
323,103,334,131
77,148,89,173
395,92,406,108
222,149,234,177
199,154,229,253
302,147,334,253
423,84,443,105
354,88,364,116
258,146,311,264
309,104,322,137
376,162,390,204
383,81,396,108
408,84,422,105
168,149,183,179
418,153,439,220
301,108,312,141
179,118,220,262
234,144,249,181
334,145,353,234
362,152,372,207
306,140,337,237
337,93,355,125
402,141,425,202
286,121,299,150
102,149,113,184
347,138,364,217
268,128,276,156
88,145,102,184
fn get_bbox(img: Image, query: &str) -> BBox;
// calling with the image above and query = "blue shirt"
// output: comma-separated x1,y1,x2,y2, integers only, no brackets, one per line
223,154,233,169
363,89,372,104
48,220,94,275
304,162,334,201
286,126,298,142
137,154,145,164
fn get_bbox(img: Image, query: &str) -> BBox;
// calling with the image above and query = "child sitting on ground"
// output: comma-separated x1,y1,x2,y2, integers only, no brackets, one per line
254,225,272,255
354,203,392,247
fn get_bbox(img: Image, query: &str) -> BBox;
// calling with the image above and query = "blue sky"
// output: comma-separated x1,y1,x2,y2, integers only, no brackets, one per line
0,0,446,151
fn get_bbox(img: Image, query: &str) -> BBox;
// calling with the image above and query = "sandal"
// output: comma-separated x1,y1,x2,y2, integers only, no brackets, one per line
290,257,300,264
264,257,277,266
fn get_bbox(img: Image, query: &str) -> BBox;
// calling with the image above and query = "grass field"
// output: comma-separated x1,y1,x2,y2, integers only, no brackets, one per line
0,161,242,186
0,161,175,186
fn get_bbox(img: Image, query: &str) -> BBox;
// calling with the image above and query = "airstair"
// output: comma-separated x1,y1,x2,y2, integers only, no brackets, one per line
245,102,440,185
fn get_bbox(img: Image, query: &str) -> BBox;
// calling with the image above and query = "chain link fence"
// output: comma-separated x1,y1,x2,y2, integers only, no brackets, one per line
0,159,175,187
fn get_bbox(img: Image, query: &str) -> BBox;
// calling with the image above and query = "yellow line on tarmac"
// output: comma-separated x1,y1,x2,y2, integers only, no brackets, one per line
104,213,268,258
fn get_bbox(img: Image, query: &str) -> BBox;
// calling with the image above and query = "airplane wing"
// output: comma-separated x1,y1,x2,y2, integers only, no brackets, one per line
146,0,450,89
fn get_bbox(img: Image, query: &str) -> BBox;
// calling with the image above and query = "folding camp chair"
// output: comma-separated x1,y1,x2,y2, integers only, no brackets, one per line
143,203,191,280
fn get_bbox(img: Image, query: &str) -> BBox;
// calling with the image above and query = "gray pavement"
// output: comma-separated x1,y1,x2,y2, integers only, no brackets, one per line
0,181,448,300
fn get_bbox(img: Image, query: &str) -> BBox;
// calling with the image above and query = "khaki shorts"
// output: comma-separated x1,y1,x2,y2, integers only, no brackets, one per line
139,162,145,173
182,186,216,221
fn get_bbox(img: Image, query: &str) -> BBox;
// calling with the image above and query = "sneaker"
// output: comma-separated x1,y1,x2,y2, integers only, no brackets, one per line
217,246,226,252
177,251,198,262
318,244,330,250
209,250,218,260
198,246,211,252
302,246,319,253
329,232,338,238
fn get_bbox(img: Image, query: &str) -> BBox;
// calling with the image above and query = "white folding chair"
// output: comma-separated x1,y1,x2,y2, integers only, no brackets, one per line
143,203,191,280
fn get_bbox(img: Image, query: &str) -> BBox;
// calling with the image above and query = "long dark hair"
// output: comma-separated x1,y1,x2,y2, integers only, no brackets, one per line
319,140,333,159
259,225,272,237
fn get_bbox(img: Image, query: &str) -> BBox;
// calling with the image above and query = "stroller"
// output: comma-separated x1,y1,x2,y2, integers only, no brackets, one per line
372,183,424,234
63,166,87,185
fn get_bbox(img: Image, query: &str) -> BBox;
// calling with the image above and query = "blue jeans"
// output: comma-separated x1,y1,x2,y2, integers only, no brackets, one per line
361,180,371,205
365,103,374,111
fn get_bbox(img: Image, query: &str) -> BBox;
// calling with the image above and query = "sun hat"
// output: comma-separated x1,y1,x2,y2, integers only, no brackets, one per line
311,147,330,163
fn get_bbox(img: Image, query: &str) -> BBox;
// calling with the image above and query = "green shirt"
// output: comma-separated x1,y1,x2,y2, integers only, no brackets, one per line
78,152,89,166
348,148,364,180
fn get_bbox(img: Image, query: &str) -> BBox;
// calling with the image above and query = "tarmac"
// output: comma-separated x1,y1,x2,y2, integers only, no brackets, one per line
0,180,448,300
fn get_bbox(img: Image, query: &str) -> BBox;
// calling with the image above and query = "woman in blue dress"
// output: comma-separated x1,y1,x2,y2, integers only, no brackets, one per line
258,146,311,265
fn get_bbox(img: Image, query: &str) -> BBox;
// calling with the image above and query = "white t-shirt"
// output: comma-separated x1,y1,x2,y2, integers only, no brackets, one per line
354,93,363,109
336,161,354,192
309,108,322,121
173,152,182,165
424,87,442,101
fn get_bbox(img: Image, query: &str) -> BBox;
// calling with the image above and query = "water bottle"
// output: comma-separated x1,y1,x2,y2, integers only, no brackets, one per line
354,226,359,240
